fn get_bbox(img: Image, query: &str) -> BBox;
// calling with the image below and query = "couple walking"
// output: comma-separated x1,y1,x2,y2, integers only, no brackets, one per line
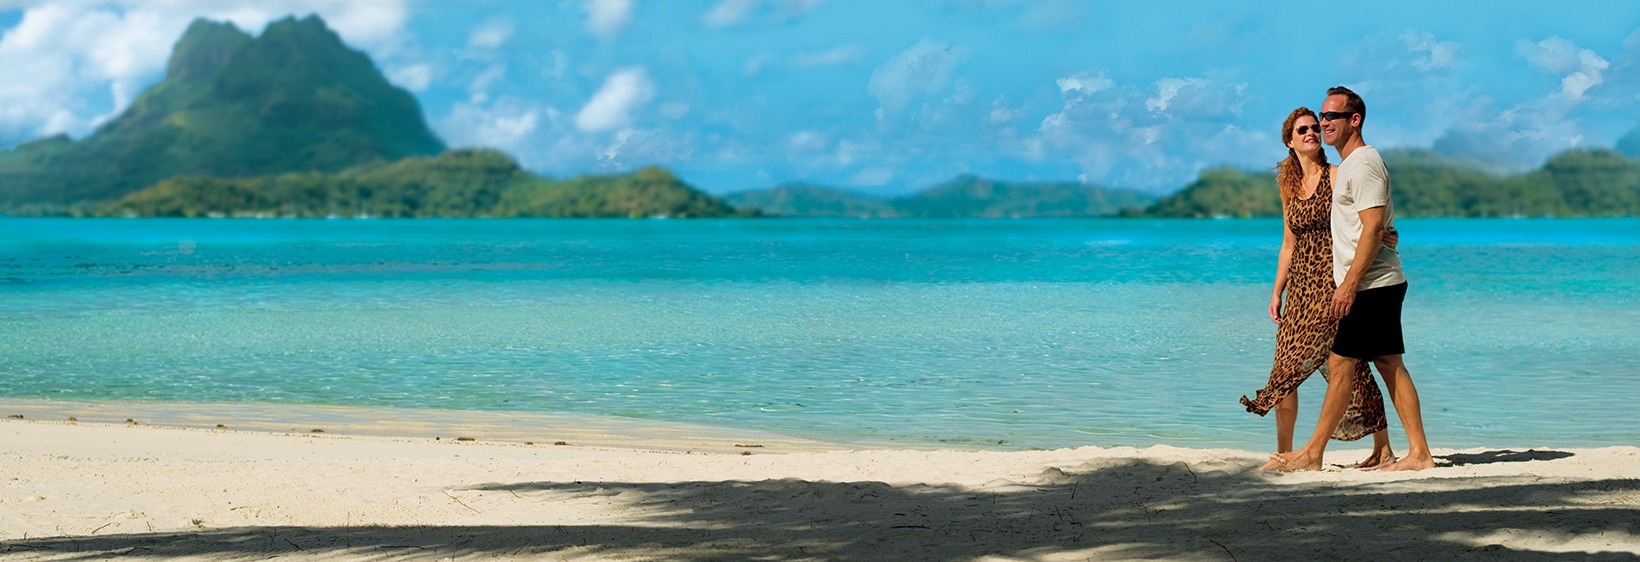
1240,86,1434,472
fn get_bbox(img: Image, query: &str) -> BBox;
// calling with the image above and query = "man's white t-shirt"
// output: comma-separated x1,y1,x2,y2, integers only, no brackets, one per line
1331,145,1406,289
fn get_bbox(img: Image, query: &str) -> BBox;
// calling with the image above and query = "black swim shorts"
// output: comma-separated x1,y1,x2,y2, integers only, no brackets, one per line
1332,282,1407,360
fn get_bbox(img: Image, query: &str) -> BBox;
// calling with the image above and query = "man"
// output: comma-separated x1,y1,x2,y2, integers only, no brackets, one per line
1268,86,1434,472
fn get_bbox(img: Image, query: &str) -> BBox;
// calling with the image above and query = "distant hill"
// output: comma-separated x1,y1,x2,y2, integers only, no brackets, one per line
726,176,1155,218
1619,128,1640,159
1135,148,1640,218
105,149,747,218
723,183,897,218
0,15,445,208
1133,167,1277,218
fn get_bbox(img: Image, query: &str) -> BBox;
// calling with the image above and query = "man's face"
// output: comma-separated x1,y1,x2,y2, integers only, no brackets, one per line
1319,94,1355,149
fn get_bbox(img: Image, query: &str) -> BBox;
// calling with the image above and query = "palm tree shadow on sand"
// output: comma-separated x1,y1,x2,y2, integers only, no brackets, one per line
1441,449,1576,467
4,449,1635,561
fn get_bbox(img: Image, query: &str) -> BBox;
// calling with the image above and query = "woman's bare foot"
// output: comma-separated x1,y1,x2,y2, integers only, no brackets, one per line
1377,454,1436,471
1355,448,1396,470
1261,450,1323,471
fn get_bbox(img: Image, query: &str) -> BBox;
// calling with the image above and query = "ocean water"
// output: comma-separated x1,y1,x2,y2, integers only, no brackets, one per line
2,217,1637,451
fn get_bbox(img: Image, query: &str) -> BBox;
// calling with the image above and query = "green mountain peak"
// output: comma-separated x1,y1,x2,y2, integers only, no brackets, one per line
1,14,445,207
166,19,253,83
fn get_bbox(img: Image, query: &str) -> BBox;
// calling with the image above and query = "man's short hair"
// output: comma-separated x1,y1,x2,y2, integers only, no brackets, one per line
1327,86,1366,122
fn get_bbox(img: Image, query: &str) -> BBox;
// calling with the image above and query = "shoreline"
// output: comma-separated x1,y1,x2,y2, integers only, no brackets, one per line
0,397,846,454
4,412,1638,560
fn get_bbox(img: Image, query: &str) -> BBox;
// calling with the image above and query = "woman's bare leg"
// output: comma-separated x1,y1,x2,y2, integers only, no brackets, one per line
1276,393,1298,453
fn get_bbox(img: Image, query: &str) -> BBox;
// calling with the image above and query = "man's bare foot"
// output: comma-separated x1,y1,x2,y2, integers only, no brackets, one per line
1377,454,1436,471
1261,450,1323,471
1355,449,1396,470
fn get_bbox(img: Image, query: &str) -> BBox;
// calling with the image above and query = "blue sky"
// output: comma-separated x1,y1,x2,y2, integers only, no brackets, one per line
2,1,1639,195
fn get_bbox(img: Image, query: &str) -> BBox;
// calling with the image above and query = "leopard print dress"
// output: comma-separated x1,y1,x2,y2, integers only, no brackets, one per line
1240,167,1388,441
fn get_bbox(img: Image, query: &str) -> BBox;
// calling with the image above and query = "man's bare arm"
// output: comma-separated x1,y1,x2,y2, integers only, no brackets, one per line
1330,205,1387,318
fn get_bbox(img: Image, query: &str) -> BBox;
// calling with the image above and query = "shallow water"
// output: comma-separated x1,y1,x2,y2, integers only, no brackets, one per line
3,217,1636,450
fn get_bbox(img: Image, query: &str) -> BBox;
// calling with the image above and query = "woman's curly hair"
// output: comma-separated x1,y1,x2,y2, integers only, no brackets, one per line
1276,106,1327,204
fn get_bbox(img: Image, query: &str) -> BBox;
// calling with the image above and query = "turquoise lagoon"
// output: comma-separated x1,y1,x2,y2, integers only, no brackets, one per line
2,217,1636,450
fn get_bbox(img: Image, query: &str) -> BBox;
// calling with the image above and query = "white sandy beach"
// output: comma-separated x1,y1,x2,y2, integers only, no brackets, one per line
2,409,1638,561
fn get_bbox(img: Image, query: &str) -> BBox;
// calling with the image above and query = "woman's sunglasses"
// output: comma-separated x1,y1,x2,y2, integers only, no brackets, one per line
1295,124,1321,135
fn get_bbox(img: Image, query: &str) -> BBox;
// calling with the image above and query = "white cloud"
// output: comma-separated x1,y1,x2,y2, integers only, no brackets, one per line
1145,76,1245,117
527,49,569,81
1518,36,1609,99
437,97,542,153
1056,71,1113,95
988,96,1019,125
1433,95,1586,171
835,139,864,166
787,130,827,152
704,0,758,28
576,67,655,133
585,0,633,41
468,18,513,49
595,127,693,167
868,39,961,112
468,64,507,100
1031,69,1263,191
387,63,433,92
1145,77,1206,113
1402,31,1459,72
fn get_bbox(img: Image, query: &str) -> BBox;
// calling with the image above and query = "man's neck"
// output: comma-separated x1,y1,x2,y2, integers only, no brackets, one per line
1335,135,1367,161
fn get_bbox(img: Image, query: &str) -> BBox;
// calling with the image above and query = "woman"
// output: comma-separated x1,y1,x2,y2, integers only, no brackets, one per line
1241,107,1395,469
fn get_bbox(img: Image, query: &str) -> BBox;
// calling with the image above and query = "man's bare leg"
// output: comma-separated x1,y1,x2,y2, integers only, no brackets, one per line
1373,354,1435,471
1265,352,1359,471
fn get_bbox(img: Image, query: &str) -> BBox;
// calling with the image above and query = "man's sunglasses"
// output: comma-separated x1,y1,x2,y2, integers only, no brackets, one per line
1319,111,1357,121
1295,125,1321,135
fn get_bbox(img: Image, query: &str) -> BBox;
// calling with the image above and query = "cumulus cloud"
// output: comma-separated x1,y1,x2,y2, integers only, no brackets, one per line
387,63,433,92
467,18,513,49
1420,37,1618,171
1328,30,1473,148
1032,69,1261,190
1517,36,1609,99
868,39,961,113
1401,31,1459,72
1424,36,1618,170
1432,96,1586,171
438,97,541,153
585,0,633,41
0,5,179,138
576,67,655,133
988,96,1021,126
1145,76,1246,118
1056,71,1114,95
